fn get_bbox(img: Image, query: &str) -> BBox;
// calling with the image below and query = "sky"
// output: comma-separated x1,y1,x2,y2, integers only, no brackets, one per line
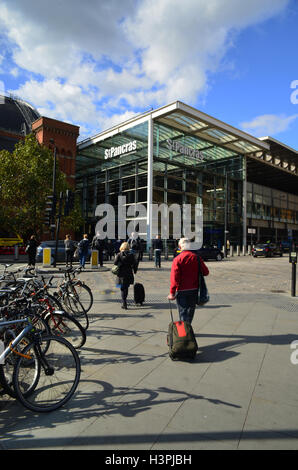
0,0,297,149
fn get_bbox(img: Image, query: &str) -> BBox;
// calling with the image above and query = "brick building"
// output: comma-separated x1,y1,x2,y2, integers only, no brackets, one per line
0,94,79,185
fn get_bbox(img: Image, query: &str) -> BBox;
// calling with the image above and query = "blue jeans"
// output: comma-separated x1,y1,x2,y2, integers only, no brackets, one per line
176,289,197,324
154,249,161,267
79,251,87,267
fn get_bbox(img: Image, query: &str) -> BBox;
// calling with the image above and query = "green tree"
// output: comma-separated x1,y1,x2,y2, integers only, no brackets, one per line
0,134,83,240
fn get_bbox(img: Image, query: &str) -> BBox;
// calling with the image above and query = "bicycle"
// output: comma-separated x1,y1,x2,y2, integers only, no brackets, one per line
53,268,90,330
30,290,87,349
0,315,81,412
57,267,93,312
1,276,87,350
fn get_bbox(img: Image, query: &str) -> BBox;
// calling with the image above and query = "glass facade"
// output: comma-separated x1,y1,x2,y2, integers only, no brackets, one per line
75,103,298,251
76,116,245,249
246,182,298,243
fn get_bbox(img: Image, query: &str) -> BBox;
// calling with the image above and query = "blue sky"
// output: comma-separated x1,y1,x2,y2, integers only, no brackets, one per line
0,0,297,149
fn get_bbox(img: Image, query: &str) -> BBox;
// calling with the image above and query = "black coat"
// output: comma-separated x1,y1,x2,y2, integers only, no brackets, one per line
152,239,163,250
27,239,39,254
114,251,138,286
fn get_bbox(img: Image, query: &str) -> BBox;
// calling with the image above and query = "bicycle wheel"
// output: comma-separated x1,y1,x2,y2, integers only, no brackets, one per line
63,290,89,330
71,282,93,313
0,317,48,397
0,337,40,398
13,335,81,413
44,311,86,349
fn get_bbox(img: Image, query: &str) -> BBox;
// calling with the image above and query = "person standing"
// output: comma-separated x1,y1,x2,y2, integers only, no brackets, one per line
78,234,89,269
26,235,39,267
106,239,115,260
167,238,209,324
114,242,138,310
64,234,76,268
152,235,163,268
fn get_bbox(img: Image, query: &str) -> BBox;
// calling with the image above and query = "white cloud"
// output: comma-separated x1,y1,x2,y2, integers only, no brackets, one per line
240,113,298,137
0,0,290,135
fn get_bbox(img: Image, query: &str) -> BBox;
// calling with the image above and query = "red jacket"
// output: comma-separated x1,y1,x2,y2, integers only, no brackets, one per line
170,250,209,295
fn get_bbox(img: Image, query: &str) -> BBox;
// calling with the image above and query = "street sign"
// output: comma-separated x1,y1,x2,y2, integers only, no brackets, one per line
248,228,256,234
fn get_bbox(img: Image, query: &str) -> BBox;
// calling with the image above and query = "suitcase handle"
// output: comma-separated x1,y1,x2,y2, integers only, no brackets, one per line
168,299,174,323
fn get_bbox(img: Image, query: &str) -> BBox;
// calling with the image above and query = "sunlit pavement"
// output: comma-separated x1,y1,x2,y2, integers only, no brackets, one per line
1,255,298,451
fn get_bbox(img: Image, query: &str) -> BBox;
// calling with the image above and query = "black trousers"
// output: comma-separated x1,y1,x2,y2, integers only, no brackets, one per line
28,252,36,266
120,284,129,305
65,250,73,265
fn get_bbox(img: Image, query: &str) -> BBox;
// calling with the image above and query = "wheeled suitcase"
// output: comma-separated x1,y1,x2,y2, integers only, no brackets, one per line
167,301,198,360
134,282,145,305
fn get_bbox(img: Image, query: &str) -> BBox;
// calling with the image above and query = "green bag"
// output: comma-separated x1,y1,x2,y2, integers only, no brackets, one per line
167,301,198,360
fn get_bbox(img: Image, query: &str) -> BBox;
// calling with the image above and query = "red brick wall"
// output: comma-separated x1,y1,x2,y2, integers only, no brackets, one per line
32,117,80,188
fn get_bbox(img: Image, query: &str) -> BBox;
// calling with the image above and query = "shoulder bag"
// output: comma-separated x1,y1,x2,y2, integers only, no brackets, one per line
197,256,210,305
111,264,120,276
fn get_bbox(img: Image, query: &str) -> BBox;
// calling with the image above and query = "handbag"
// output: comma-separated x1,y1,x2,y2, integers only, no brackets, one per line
197,256,209,305
111,265,120,276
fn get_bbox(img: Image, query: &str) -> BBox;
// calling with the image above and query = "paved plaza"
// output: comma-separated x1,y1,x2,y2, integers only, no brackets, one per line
1,254,298,451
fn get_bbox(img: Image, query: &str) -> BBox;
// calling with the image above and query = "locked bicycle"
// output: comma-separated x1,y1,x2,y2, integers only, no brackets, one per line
0,313,81,412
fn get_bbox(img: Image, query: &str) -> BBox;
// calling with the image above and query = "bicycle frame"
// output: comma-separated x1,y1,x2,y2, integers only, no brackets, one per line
0,318,33,365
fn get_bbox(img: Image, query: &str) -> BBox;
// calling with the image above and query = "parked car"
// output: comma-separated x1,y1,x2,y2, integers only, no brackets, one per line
252,243,283,258
281,241,298,253
281,241,291,252
174,244,224,261
197,245,224,261
36,240,91,264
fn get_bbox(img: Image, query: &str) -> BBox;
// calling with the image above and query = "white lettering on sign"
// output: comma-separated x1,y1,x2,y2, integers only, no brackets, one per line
167,138,205,162
104,140,137,160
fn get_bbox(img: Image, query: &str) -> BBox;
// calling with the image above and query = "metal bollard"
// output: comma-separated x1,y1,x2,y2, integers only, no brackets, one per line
90,250,99,269
43,247,52,267
14,245,19,260
230,245,234,257
237,246,240,256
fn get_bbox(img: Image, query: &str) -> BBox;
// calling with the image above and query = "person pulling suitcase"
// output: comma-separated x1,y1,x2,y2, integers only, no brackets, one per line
167,238,209,324
114,242,138,309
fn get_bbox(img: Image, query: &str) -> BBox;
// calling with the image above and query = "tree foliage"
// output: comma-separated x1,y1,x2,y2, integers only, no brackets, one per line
0,134,83,239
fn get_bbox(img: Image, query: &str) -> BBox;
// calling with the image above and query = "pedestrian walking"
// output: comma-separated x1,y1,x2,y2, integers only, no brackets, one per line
167,238,209,324
114,242,138,310
78,234,89,268
152,235,163,268
106,239,115,260
26,235,39,267
128,232,141,265
64,234,76,268
91,232,106,267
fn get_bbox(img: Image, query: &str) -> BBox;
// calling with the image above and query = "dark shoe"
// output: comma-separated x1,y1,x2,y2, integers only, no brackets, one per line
121,304,127,310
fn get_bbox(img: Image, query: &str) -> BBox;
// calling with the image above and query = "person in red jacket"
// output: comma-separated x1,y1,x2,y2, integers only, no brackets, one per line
168,238,209,324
